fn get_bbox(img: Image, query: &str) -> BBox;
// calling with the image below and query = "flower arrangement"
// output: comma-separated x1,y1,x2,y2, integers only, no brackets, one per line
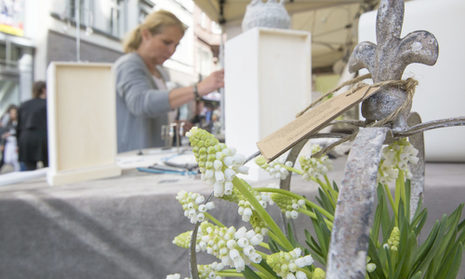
166,127,464,279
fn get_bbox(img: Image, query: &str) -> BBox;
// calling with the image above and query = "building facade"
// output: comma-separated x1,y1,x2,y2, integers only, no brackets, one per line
0,0,220,119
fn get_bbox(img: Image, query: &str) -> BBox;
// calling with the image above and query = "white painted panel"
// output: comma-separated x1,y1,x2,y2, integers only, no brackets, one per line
225,27,311,179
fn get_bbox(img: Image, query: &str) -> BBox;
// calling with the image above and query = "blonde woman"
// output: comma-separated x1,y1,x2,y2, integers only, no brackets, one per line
114,10,224,153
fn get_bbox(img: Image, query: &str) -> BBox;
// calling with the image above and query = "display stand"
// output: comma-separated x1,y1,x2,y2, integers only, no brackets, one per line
47,62,121,185
225,27,311,179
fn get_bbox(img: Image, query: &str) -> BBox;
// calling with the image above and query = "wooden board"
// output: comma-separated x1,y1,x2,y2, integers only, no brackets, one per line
47,62,121,185
257,85,380,161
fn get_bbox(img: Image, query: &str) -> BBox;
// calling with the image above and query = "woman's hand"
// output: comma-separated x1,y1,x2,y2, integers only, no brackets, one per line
197,69,224,96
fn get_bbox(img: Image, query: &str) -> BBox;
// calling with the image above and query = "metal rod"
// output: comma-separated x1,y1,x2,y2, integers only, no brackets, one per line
75,0,81,62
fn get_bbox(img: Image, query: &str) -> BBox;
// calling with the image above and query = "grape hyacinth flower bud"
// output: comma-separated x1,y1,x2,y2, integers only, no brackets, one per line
255,155,292,180
187,127,248,197
266,248,314,279
176,191,214,224
271,193,305,220
298,144,332,181
195,222,264,272
377,138,419,185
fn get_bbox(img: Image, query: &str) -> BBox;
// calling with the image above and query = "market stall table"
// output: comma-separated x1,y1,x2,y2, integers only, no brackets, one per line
0,150,464,279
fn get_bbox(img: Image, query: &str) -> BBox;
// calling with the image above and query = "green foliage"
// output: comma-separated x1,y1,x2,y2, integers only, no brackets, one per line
172,130,464,279
243,266,261,279
362,180,465,279
300,177,465,279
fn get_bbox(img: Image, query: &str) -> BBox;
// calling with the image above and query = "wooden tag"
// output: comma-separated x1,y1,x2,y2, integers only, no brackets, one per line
256,85,380,161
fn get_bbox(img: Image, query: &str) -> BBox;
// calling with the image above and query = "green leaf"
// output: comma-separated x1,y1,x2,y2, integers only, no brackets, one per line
403,179,411,220
258,259,278,278
385,246,394,279
411,208,427,236
435,242,462,279
311,210,331,258
285,221,300,247
444,243,463,279
316,188,335,213
242,266,262,279
410,271,422,279
368,237,387,279
379,187,394,242
409,220,440,275
268,238,280,253
428,206,463,275
458,211,465,232
371,185,386,245
457,217,465,244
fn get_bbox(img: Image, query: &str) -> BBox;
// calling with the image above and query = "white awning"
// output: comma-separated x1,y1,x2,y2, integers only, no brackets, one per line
194,0,377,69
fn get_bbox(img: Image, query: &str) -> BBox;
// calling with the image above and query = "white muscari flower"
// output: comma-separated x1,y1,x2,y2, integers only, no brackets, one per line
176,191,215,224
255,155,292,180
299,144,332,180
271,193,306,219
266,248,313,279
198,262,224,279
377,138,419,185
367,263,376,273
172,231,192,249
187,127,249,197
195,222,264,273
206,202,215,210
296,271,307,279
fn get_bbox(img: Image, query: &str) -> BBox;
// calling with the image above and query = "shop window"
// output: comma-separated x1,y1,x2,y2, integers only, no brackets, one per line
139,0,155,24
108,0,125,37
0,44,6,61
68,0,93,24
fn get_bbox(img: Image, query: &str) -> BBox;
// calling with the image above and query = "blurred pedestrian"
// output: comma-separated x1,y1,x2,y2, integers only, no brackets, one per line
17,81,48,171
0,104,20,172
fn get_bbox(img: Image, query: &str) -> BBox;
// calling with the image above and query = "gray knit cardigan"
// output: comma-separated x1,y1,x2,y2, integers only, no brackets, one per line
114,52,172,153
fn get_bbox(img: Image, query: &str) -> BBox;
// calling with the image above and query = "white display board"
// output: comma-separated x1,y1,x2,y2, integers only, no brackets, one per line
225,27,311,179
47,62,121,185
358,0,465,161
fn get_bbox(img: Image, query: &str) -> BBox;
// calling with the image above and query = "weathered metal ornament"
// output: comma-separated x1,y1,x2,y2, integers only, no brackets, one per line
326,127,389,279
348,0,439,130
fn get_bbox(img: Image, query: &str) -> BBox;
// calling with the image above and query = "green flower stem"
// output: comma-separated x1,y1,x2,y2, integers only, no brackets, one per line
313,177,337,205
232,177,293,251
254,187,334,221
267,230,288,249
299,268,313,278
216,271,244,277
324,175,331,189
252,262,275,278
299,208,317,219
324,174,338,201
397,170,407,214
204,212,224,227
283,164,303,175
394,178,401,220
255,250,268,259
258,242,270,250
299,208,333,229
383,183,396,217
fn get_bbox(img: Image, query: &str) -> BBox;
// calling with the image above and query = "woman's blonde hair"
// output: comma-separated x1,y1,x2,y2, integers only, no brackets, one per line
122,10,186,53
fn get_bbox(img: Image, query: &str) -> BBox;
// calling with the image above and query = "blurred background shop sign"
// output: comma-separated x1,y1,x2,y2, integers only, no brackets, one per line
0,0,25,37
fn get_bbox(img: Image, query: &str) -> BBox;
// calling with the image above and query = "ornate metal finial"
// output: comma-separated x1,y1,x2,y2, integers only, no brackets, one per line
348,0,439,130
241,0,290,32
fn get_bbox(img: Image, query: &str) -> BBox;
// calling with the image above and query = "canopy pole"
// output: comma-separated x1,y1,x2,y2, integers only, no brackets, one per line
219,31,225,137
